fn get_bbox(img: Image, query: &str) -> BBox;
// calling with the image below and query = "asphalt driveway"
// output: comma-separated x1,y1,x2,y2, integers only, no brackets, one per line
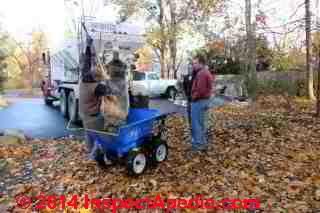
0,98,186,139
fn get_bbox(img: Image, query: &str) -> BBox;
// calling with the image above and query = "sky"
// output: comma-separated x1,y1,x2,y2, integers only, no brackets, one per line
0,0,318,51
0,0,65,46
0,0,129,49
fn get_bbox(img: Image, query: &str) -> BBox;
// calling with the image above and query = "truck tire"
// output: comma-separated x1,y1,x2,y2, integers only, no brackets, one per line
68,91,79,123
44,98,53,106
60,89,68,118
166,87,177,101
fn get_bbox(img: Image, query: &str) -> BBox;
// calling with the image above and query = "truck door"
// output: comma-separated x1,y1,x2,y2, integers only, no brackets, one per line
147,73,161,97
131,71,148,96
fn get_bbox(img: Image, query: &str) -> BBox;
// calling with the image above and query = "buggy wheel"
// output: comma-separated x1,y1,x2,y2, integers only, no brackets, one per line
68,91,79,124
152,141,168,163
95,152,113,167
127,151,147,176
60,89,68,118
166,87,177,101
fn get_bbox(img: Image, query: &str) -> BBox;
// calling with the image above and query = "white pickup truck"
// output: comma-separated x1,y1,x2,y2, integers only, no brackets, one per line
129,71,178,99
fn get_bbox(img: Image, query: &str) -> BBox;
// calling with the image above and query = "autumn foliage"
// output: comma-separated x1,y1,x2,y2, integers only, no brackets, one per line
1,95,320,212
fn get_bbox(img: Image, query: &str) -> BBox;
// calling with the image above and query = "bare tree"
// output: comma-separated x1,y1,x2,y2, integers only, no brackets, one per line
113,0,224,79
10,30,48,88
316,0,320,116
168,0,177,79
0,23,10,90
0,49,8,91
305,0,316,100
244,0,257,99
158,0,166,79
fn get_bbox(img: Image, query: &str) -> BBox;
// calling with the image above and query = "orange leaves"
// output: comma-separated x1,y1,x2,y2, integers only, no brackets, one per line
207,40,225,56
1,95,320,212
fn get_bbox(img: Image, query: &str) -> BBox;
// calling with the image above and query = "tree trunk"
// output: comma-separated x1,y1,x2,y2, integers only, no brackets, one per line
316,0,320,116
305,0,316,100
160,47,166,79
317,47,320,116
168,0,177,79
29,65,34,89
158,0,166,79
245,0,257,99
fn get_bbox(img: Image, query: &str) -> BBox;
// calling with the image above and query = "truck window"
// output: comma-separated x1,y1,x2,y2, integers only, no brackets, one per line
132,71,146,80
148,73,160,80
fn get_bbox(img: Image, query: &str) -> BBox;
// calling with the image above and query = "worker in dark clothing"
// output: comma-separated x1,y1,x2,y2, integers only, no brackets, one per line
79,36,107,160
182,63,194,133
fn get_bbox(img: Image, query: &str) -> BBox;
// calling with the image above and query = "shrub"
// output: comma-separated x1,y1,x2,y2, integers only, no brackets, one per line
271,50,305,72
295,72,319,98
209,57,244,75
256,78,299,97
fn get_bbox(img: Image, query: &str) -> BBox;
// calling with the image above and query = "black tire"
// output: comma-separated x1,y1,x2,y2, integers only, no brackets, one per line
60,89,68,118
68,91,79,123
95,152,113,168
44,98,53,106
151,139,168,164
166,87,177,100
127,150,147,176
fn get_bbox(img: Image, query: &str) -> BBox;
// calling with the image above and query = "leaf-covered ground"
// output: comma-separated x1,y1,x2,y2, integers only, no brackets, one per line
1,96,320,213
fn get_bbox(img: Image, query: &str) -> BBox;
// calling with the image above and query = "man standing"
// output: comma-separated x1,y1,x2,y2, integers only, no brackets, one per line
190,54,214,152
182,67,193,130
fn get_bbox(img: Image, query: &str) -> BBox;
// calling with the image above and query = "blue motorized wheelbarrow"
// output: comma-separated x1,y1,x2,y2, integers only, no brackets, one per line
85,108,174,176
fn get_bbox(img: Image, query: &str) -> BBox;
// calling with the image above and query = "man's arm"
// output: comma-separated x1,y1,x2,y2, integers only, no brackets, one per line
81,38,97,82
207,72,213,95
191,76,200,101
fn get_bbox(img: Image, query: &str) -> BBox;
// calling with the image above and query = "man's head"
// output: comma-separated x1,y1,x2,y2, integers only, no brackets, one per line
192,54,206,66
192,54,206,73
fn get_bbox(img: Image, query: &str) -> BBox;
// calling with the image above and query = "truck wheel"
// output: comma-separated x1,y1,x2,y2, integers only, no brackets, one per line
68,91,79,123
44,98,53,106
127,151,147,176
167,87,177,101
60,89,68,118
